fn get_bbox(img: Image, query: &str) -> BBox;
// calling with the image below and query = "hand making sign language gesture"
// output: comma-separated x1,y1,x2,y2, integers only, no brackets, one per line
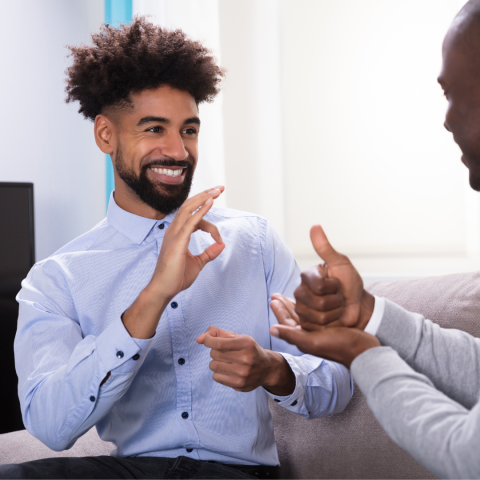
270,225,380,368
122,187,226,340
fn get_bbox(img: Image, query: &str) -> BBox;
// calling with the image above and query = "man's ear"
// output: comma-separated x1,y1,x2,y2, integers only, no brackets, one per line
94,114,116,155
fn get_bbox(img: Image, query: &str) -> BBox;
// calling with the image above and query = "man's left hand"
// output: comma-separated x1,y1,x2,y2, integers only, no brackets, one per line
196,326,295,396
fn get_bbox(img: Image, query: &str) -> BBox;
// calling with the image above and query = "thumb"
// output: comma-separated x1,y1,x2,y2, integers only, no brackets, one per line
270,325,312,353
310,225,342,265
196,325,236,344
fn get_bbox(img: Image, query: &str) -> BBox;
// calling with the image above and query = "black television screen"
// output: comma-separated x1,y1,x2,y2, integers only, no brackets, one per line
0,182,35,298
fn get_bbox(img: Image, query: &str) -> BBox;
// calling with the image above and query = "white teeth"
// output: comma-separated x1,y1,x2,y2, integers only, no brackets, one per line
151,167,183,177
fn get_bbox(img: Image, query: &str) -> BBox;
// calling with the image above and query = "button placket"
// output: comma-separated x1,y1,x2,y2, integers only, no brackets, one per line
165,294,199,446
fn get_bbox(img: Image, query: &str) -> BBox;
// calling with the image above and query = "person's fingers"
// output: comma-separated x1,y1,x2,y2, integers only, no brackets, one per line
195,219,223,244
271,293,299,322
298,307,344,330
270,299,298,327
196,325,237,344
193,242,226,270
269,325,316,354
295,287,343,312
211,373,250,391
300,269,340,296
171,186,224,229
296,299,344,326
310,225,351,268
202,333,249,352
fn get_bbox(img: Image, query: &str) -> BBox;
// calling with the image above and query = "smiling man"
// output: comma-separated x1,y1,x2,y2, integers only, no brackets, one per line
0,18,352,480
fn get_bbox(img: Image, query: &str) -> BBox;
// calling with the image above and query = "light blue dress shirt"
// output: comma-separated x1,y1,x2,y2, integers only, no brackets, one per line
15,194,352,466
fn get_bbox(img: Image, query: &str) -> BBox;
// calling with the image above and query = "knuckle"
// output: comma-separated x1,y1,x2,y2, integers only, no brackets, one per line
316,297,327,309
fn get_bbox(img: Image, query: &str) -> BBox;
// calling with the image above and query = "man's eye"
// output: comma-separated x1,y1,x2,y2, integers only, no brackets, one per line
146,126,162,133
183,128,198,135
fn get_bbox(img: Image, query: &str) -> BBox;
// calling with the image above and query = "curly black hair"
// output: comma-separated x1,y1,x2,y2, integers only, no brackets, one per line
65,16,225,121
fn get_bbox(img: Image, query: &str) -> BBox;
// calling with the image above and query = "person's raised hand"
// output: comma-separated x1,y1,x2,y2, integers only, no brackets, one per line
148,186,225,302
196,325,295,395
122,187,225,339
295,225,374,329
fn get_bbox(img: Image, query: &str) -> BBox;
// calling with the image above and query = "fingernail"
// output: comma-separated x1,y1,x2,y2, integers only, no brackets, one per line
208,188,221,194
285,319,297,326
270,328,280,338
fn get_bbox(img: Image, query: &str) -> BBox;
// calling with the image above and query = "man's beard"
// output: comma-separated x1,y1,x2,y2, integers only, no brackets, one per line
115,146,194,215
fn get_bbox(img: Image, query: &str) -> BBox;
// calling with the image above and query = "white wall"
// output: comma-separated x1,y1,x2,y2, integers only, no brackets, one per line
0,0,105,262
282,0,475,276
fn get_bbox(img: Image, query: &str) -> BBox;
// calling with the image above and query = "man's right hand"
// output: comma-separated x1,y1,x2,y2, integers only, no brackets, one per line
122,187,225,339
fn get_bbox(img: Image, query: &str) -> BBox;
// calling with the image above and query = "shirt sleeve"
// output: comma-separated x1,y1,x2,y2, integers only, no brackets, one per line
15,260,154,451
364,296,385,336
374,298,480,410
258,218,353,418
351,346,480,479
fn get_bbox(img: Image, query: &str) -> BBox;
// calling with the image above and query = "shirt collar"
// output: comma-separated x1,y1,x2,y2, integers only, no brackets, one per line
106,192,177,244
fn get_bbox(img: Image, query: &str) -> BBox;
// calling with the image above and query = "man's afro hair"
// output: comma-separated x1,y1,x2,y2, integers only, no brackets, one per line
65,16,225,121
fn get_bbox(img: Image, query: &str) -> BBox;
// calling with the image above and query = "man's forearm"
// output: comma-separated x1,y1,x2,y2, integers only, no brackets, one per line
122,287,170,339
377,299,480,410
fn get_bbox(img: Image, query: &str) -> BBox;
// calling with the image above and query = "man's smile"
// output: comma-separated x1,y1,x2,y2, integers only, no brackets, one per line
148,166,187,185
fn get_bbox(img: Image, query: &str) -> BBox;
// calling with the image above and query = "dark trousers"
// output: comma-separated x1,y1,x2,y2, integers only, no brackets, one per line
0,455,281,479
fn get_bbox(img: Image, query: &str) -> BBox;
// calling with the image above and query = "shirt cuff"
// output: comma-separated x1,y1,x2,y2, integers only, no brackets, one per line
263,352,306,412
96,317,155,375
364,296,385,337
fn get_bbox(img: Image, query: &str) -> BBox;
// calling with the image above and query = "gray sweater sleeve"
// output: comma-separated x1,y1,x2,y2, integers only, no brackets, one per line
375,298,480,409
351,347,480,479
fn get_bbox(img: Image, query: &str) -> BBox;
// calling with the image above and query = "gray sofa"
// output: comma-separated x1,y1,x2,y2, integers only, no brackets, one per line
2,271,479,478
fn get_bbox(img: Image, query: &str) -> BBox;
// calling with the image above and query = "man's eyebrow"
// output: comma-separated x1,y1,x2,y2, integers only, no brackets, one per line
137,116,170,126
184,117,201,126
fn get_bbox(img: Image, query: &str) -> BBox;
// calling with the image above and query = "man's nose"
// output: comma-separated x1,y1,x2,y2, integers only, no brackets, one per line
444,120,451,132
160,132,189,161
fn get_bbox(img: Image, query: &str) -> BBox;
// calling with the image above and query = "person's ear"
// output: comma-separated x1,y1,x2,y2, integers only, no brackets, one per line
94,114,116,155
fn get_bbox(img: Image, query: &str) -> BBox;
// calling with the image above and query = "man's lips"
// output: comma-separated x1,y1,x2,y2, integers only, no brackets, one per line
148,166,187,185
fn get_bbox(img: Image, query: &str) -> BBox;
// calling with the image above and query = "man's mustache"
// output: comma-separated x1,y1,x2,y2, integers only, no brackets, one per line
142,159,194,170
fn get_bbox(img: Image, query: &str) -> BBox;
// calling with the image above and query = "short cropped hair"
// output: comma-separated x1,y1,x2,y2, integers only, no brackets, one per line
65,16,224,121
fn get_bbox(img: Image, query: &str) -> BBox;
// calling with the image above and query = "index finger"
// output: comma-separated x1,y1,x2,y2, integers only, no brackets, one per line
270,299,298,327
271,293,299,322
174,186,225,225
202,334,248,352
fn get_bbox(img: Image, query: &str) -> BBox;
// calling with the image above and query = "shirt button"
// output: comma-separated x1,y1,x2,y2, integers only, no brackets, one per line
181,412,189,419
90,396,96,402
132,354,140,361
186,448,193,453
274,399,280,403
116,351,124,358
158,224,165,230
171,302,178,309
290,400,298,407
178,358,185,365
